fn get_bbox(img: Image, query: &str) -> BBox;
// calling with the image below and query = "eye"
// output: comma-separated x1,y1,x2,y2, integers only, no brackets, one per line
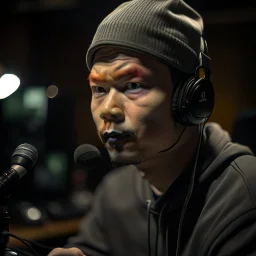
91,86,107,96
125,82,143,93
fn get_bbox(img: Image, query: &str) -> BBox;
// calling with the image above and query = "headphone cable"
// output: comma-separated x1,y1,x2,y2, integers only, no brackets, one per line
175,121,206,256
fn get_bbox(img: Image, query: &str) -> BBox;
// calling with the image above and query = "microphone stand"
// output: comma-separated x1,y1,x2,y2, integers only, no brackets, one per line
0,195,10,256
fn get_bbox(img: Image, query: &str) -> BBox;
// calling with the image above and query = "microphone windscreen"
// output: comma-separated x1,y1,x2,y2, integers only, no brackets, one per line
11,143,38,169
74,144,102,168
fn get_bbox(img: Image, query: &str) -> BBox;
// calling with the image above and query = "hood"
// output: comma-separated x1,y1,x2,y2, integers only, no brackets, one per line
151,122,253,212
198,122,253,183
146,122,253,256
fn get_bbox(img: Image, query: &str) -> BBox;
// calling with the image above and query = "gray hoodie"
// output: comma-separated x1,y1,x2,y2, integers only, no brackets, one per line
66,122,256,256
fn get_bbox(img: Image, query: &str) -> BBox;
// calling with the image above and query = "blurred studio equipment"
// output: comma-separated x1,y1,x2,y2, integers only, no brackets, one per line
0,82,79,222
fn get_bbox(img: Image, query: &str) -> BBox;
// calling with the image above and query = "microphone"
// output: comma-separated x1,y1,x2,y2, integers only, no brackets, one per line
0,143,38,195
74,144,102,169
0,143,38,256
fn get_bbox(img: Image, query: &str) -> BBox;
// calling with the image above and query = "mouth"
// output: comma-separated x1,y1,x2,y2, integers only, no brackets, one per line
102,130,136,145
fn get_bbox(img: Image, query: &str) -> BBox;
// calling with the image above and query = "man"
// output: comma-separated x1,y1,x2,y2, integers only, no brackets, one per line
49,0,256,255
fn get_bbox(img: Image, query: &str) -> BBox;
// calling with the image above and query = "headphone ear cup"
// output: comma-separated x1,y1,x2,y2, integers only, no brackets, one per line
172,77,215,126
172,77,195,125
187,77,214,124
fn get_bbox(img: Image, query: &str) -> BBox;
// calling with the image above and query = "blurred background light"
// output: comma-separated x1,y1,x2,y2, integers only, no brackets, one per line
26,207,42,221
46,85,59,98
0,73,20,99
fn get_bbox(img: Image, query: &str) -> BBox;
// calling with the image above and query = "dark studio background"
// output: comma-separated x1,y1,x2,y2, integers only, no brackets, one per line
0,0,255,253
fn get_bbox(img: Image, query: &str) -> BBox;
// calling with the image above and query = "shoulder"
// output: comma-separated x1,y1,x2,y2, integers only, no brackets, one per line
230,155,256,205
206,154,256,212
197,155,256,254
232,154,256,174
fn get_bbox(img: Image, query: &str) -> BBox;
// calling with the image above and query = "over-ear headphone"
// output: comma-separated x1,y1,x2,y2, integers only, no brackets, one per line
172,37,215,126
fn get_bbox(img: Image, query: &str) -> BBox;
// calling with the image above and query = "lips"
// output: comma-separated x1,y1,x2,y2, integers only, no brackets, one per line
102,130,135,144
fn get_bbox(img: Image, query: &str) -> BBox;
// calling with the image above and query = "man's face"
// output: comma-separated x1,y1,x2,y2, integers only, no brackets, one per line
89,47,179,166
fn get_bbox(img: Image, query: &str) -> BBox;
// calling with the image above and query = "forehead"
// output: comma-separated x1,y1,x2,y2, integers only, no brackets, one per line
90,46,172,91
89,48,145,84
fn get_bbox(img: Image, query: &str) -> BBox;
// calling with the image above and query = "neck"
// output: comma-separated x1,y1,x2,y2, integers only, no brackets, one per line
137,126,200,193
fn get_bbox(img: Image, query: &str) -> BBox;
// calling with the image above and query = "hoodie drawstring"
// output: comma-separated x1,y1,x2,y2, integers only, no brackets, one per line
147,199,152,256
166,227,169,256
147,199,169,256
155,204,168,256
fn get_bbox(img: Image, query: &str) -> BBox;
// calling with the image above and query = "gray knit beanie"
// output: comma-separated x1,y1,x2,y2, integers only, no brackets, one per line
86,0,204,74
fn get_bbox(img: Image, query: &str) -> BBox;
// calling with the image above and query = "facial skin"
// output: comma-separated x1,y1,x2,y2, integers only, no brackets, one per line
89,46,200,192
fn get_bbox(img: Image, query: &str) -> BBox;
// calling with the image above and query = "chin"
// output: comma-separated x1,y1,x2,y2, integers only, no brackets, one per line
108,150,142,167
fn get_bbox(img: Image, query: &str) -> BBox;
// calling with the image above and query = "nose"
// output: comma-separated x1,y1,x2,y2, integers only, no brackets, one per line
99,90,125,123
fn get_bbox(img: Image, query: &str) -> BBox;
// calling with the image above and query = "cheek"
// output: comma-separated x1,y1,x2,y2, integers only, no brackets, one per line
90,101,100,126
131,95,174,136
137,91,172,123
92,113,100,127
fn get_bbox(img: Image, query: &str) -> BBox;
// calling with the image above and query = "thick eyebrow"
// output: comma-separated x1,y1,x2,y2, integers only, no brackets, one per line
88,62,143,84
